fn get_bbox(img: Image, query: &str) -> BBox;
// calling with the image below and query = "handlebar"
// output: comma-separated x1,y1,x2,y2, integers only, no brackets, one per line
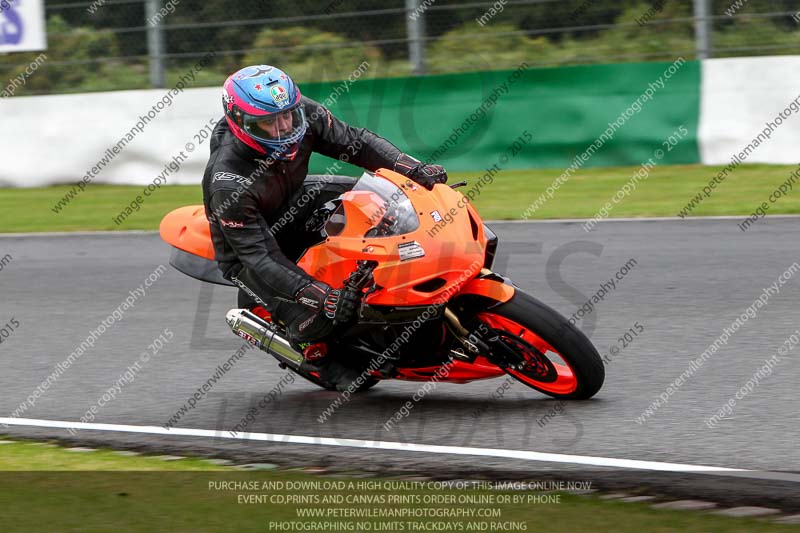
343,260,378,292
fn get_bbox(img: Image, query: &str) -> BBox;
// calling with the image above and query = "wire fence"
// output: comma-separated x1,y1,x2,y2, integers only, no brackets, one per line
1,0,799,95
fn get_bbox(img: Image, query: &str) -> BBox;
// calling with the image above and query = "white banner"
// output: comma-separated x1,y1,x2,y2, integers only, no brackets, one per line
0,86,222,187
0,0,47,53
699,55,800,165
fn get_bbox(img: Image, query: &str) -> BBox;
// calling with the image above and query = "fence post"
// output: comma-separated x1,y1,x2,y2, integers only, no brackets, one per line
145,0,166,88
693,0,712,60
406,0,427,75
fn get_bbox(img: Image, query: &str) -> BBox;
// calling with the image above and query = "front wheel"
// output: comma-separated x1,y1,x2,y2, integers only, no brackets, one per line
477,291,604,400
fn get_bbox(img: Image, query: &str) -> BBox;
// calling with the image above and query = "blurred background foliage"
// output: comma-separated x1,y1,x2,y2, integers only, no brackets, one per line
1,0,799,95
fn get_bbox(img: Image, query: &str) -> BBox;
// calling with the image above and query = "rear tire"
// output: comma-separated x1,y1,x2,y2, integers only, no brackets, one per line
478,291,604,400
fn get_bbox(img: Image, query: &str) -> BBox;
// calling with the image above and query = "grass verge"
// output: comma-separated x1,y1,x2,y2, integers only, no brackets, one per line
0,438,797,532
0,164,798,233
0,438,227,471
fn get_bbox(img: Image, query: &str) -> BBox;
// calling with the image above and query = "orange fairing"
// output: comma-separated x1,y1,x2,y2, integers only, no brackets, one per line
297,169,489,306
159,205,215,261
458,277,515,304
158,170,493,307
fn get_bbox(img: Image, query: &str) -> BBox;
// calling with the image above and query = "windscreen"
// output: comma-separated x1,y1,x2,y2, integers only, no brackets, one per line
353,172,420,237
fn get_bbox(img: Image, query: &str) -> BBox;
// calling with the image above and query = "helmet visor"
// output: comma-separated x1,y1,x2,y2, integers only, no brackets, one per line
242,106,306,145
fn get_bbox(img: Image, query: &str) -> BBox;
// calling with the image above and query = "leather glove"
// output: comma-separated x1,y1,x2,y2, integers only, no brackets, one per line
294,281,361,325
394,153,448,190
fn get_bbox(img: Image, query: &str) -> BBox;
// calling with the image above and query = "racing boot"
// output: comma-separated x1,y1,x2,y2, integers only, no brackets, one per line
297,341,363,392
273,302,362,392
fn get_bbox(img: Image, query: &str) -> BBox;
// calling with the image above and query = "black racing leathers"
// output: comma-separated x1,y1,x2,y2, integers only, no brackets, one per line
202,96,402,305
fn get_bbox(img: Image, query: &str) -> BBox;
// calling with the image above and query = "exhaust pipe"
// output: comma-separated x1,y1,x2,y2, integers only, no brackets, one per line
225,309,305,370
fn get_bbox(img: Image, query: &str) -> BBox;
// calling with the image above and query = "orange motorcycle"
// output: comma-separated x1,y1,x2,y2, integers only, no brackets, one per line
160,169,604,399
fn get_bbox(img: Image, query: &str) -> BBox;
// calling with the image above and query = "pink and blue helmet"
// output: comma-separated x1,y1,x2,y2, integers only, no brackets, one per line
222,65,307,160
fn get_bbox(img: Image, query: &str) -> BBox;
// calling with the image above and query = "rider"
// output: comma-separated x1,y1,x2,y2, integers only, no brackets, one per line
202,65,448,388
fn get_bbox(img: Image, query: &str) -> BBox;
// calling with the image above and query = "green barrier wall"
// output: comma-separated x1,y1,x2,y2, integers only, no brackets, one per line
301,60,701,175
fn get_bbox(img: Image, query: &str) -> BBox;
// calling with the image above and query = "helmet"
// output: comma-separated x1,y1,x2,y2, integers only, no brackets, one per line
222,65,307,160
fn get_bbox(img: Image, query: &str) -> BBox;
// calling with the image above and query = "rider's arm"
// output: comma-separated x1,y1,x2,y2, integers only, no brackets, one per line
305,98,402,171
208,187,313,300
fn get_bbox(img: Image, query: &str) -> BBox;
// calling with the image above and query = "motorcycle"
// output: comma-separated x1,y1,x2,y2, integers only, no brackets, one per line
159,169,604,399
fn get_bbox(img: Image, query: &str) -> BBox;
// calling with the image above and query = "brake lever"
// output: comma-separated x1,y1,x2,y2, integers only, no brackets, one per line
450,181,468,189
343,260,378,292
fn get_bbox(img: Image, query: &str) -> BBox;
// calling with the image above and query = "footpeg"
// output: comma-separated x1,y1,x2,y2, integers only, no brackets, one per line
450,347,475,362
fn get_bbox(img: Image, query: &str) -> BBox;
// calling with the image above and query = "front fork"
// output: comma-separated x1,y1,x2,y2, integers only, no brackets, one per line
445,307,529,370
444,270,526,369
444,308,486,358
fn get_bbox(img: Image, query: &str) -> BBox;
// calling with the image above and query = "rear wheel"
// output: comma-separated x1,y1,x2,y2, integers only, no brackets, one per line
477,291,604,399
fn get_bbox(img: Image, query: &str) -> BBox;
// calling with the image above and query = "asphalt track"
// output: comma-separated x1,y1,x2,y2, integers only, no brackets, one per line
1,218,799,509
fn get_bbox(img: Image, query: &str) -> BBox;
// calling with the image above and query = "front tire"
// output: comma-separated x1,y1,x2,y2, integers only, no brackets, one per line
477,291,604,399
